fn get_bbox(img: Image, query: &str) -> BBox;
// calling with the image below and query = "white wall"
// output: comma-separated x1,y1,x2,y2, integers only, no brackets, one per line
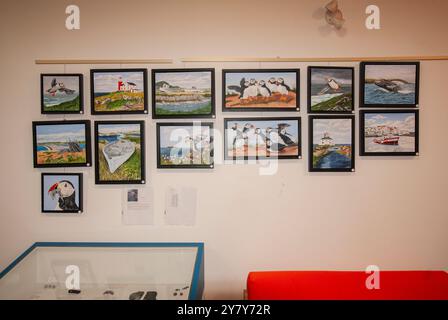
0,0,447,299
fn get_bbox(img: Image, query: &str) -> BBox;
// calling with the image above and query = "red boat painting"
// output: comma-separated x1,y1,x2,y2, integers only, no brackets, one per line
373,136,399,145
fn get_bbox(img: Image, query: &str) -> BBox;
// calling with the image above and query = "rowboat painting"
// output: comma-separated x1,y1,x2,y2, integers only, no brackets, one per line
102,139,135,173
96,122,144,182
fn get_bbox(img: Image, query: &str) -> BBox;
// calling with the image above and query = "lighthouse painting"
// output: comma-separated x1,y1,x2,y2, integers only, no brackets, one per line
91,69,148,114
309,115,355,172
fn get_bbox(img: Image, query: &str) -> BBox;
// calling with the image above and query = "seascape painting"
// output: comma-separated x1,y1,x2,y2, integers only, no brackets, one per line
361,62,419,107
223,69,299,111
308,67,353,113
91,69,147,114
33,121,90,167
152,69,214,118
224,118,301,159
42,173,82,213
361,110,418,155
95,121,145,184
41,74,83,113
310,116,354,171
157,123,213,168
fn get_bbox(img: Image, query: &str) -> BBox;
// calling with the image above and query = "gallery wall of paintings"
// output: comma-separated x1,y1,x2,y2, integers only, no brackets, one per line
35,61,420,214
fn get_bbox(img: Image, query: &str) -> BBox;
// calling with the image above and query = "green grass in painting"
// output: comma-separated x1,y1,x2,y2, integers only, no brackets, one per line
98,142,141,181
155,102,212,115
43,96,80,112
311,93,352,112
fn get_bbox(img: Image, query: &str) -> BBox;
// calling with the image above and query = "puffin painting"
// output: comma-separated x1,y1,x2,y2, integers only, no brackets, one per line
48,180,79,211
47,78,76,96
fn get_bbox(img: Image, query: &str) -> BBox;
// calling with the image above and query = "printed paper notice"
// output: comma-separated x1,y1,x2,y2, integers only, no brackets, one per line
164,186,197,226
122,187,154,225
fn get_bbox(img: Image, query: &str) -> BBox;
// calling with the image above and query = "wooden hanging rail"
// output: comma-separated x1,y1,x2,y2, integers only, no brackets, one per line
35,59,173,65
181,56,448,63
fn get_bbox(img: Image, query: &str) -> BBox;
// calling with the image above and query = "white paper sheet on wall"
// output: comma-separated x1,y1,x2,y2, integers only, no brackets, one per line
164,187,197,226
122,187,154,225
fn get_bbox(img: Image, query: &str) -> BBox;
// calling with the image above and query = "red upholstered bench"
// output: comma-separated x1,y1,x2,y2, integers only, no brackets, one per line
247,271,448,300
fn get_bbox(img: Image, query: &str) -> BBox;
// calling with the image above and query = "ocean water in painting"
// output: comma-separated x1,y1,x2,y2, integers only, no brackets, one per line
42,76,80,111
364,83,416,105
155,71,212,115
159,125,212,165
310,68,353,112
313,144,352,169
35,124,87,165
364,64,417,105
312,118,352,169
364,112,416,153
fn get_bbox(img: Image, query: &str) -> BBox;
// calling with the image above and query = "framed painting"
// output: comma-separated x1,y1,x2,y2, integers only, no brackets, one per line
32,120,91,168
309,115,355,172
152,68,215,119
156,122,214,169
41,74,84,114
308,66,354,113
41,173,83,213
360,110,419,156
360,62,420,108
222,69,300,111
224,117,301,160
95,121,145,184
90,69,148,115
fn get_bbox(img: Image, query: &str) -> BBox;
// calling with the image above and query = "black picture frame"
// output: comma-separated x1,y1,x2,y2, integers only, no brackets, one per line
308,115,355,172
360,109,419,156
223,117,302,160
359,61,420,108
156,122,214,169
222,69,300,112
307,66,354,114
41,74,84,114
90,68,148,115
32,120,92,168
151,68,216,119
41,173,83,214
94,120,146,184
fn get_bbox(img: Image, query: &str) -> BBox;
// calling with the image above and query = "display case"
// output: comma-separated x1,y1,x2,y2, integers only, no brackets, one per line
0,242,204,300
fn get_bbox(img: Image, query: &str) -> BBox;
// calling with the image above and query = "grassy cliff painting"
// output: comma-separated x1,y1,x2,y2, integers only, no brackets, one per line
91,69,147,114
33,121,91,168
308,67,353,113
361,62,419,107
309,116,354,172
157,123,213,168
223,69,299,111
152,69,214,118
41,74,83,114
95,121,145,184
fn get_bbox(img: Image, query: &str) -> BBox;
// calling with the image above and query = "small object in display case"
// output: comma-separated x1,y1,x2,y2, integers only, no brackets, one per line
0,242,204,300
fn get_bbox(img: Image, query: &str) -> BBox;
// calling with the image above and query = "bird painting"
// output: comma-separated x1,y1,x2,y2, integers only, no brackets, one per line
48,180,79,211
46,78,76,96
